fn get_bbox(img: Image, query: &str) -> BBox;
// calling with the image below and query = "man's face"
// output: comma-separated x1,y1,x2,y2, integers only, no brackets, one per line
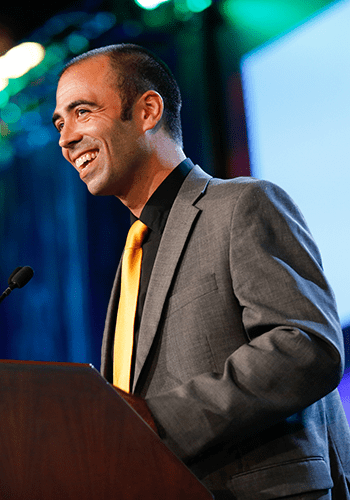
53,55,144,197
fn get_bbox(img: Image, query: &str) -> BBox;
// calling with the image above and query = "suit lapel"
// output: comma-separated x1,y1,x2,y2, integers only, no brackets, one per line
100,259,122,380
132,165,211,391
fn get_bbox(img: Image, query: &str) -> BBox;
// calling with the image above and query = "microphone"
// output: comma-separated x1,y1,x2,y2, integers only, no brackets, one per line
0,266,34,303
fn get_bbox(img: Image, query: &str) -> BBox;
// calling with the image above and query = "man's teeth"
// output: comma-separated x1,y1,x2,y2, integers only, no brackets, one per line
75,151,98,168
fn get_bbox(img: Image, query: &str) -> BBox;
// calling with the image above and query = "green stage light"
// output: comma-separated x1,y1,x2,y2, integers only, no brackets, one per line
67,34,89,54
186,0,212,13
135,0,169,10
143,6,172,26
220,0,322,40
174,0,190,14
8,75,29,96
44,44,68,67
1,102,21,124
0,90,9,108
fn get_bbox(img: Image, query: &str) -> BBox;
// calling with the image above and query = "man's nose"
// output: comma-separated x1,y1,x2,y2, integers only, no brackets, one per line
59,123,83,149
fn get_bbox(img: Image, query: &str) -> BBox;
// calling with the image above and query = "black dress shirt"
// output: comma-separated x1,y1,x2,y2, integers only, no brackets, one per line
130,158,193,339
125,158,194,386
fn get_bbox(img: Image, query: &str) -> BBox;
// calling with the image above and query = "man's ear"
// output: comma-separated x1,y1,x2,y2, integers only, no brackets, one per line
136,90,164,133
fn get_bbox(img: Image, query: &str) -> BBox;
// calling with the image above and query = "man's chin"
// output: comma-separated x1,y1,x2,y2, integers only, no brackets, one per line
86,180,116,197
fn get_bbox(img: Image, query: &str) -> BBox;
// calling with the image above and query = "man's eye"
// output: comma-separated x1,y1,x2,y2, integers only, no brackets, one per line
77,109,88,116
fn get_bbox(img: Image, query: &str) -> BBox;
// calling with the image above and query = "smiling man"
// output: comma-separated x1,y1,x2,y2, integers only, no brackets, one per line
53,48,185,213
53,44,350,499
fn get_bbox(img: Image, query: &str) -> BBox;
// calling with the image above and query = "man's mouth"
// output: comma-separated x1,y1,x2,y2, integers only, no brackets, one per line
75,150,99,169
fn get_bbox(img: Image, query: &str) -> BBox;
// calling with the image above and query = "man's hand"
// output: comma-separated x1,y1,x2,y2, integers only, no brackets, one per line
113,386,159,435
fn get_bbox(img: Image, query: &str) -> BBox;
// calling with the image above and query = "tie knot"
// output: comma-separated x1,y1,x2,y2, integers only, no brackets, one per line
125,220,148,249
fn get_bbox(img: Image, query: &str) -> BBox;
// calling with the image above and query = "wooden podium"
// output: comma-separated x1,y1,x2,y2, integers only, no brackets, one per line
0,360,213,500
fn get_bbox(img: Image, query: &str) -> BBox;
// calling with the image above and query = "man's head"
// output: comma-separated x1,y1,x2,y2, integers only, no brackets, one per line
61,44,183,146
53,44,185,210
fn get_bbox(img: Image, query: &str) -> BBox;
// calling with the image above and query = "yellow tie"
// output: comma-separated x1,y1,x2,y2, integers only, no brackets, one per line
113,220,148,392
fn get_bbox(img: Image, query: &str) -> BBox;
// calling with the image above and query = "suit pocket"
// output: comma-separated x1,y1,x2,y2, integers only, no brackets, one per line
166,273,218,317
228,457,333,500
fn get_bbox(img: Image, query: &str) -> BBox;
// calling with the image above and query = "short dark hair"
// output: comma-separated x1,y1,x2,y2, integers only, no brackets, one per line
62,44,183,146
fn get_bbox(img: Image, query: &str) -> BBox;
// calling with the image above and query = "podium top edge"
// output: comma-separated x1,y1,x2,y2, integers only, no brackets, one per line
0,359,95,369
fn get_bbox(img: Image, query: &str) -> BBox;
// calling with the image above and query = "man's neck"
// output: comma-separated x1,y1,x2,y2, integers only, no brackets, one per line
119,144,186,218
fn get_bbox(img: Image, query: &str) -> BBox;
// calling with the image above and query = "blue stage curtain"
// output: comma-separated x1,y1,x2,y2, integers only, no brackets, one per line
0,133,129,369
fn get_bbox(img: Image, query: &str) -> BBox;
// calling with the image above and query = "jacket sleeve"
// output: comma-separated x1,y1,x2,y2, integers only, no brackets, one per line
146,180,344,463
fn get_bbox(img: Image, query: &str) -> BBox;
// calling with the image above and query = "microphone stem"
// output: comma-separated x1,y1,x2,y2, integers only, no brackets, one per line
0,287,13,304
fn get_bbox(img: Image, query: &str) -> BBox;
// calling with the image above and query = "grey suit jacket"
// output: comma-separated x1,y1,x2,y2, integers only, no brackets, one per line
101,165,350,499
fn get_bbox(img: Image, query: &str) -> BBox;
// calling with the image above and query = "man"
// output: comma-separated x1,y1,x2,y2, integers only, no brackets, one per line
53,44,350,499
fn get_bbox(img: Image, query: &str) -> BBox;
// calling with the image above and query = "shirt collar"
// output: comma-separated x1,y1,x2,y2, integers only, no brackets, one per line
130,158,194,234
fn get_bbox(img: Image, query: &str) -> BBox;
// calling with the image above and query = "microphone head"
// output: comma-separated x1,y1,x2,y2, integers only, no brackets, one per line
8,267,23,283
9,266,34,289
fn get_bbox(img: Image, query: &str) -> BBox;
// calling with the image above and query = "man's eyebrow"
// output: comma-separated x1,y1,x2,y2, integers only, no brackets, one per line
52,100,98,127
